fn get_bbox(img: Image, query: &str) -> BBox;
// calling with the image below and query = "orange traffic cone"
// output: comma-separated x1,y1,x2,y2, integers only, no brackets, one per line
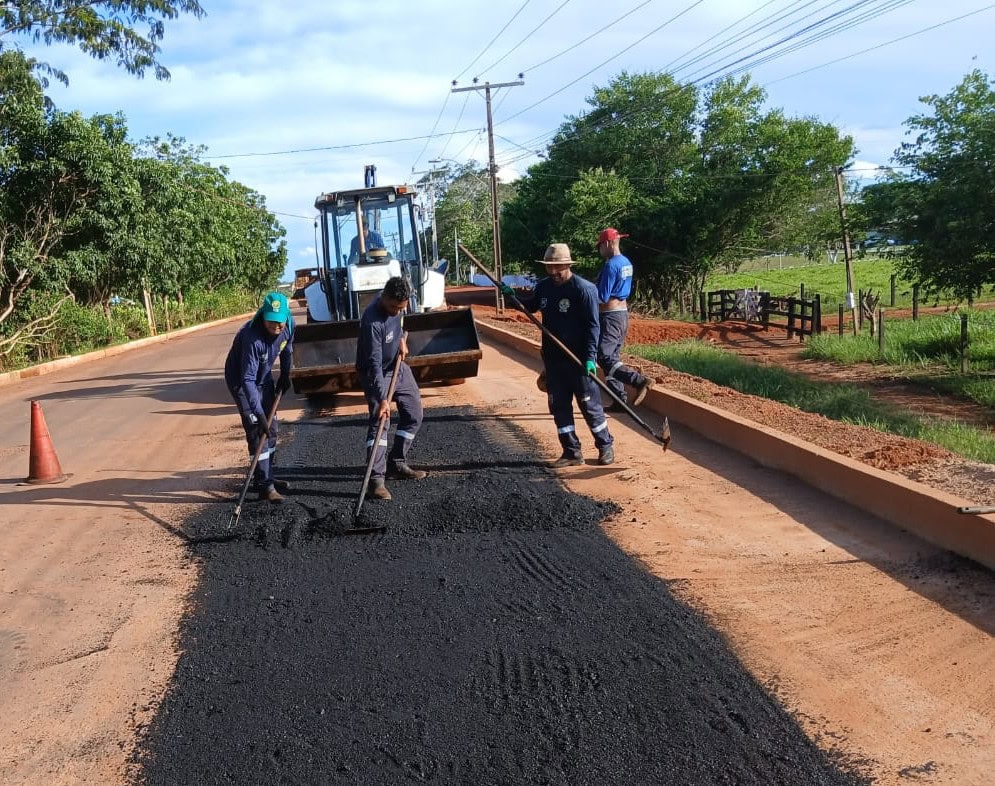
26,401,68,484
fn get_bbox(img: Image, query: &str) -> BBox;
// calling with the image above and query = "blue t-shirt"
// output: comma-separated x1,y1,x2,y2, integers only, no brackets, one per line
224,316,295,417
596,253,634,303
350,229,386,258
520,274,600,367
356,296,403,400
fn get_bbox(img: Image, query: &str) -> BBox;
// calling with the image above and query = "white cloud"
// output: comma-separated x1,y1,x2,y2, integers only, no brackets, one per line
11,0,994,283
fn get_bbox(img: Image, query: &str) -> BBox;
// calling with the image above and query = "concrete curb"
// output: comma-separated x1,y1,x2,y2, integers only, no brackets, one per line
477,319,995,572
0,312,253,389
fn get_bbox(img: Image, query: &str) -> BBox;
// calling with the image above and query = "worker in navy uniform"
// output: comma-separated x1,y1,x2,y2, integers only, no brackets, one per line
224,292,295,502
356,276,427,501
595,227,653,409
503,243,615,467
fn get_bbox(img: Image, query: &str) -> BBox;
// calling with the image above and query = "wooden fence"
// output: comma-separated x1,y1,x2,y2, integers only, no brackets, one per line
702,289,822,338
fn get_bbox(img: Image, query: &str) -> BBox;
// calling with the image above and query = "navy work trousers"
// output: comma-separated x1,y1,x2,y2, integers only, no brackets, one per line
363,361,423,479
230,382,278,490
546,360,613,457
597,310,647,403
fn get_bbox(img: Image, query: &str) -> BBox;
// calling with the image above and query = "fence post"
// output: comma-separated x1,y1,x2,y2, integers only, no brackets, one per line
815,294,822,335
961,314,969,373
913,285,919,321
838,303,844,337
857,289,863,330
890,274,896,306
800,282,805,301
878,308,885,352
699,291,706,321
787,297,796,339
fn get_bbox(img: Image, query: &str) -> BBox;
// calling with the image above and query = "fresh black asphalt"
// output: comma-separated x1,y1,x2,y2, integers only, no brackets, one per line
134,398,868,785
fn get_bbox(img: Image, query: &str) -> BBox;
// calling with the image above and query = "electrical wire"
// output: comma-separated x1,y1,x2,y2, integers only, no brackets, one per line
475,0,574,80
765,2,995,85
518,0,659,75
499,0,707,124
453,0,533,82
209,128,483,160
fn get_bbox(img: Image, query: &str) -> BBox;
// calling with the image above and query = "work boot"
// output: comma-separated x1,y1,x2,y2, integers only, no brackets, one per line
632,379,654,407
369,478,392,501
259,484,284,503
536,372,547,392
549,452,583,468
597,445,615,466
388,462,427,480
603,397,623,413
273,479,291,493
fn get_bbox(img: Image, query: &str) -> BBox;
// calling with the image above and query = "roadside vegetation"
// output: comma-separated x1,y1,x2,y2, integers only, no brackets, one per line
1,5,285,373
629,340,995,464
802,310,995,409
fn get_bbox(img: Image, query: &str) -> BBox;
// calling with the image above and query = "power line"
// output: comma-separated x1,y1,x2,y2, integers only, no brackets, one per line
765,3,995,85
519,0,660,75
495,0,923,158
475,0,574,80
453,0,533,82
499,0,707,124
208,128,483,160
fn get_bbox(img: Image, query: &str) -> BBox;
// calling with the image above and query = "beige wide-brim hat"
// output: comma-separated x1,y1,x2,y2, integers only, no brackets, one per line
537,243,575,264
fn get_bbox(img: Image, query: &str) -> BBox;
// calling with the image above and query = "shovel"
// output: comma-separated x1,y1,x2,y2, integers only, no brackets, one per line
461,243,671,450
350,334,405,529
228,390,283,531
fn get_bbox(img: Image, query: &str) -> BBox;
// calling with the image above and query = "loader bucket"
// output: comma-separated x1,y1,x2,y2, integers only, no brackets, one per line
290,308,482,395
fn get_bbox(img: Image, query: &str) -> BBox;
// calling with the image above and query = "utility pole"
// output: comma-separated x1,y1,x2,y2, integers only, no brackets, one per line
833,165,858,336
452,77,524,313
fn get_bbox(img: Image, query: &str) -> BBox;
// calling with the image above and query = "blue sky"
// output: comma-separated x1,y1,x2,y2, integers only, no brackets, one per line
17,0,995,282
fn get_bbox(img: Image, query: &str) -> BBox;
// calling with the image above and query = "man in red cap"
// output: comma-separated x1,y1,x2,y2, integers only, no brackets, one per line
595,227,653,409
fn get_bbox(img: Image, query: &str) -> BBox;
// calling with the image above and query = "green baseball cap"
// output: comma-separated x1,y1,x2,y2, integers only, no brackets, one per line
260,292,290,323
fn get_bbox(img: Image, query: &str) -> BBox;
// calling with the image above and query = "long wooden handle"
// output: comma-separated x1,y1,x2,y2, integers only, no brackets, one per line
354,332,405,519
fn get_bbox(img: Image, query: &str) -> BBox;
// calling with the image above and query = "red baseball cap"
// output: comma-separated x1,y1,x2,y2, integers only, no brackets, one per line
598,227,629,244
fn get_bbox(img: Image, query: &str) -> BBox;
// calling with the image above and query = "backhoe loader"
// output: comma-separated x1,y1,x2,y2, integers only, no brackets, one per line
291,166,481,395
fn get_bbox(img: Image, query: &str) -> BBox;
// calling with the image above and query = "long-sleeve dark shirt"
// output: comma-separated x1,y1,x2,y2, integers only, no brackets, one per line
356,296,403,400
519,273,600,368
224,316,295,417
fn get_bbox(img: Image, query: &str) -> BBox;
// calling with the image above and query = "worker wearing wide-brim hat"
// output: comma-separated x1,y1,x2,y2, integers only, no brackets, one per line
501,243,615,466
224,292,296,502
595,227,653,409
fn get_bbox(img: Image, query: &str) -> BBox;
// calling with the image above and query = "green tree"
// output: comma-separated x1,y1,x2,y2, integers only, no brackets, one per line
887,69,995,301
501,71,854,310
0,0,205,84
432,161,516,279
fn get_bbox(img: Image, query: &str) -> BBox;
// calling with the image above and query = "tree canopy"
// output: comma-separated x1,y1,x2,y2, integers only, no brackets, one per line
0,49,285,360
0,0,204,83
860,69,995,301
500,71,853,309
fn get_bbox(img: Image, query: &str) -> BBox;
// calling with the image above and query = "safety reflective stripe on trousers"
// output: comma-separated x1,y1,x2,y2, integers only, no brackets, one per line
591,420,609,433
396,430,416,440
557,425,576,435
608,362,623,378
254,449,272,461
366,438,389,447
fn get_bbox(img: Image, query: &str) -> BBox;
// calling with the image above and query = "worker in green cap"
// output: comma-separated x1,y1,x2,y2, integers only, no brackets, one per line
224,292,295,502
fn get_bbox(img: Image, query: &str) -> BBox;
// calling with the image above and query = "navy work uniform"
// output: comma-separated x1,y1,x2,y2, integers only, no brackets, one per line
596,249,650,404
356,296,423,480
521,274,614,460
224,298,295,494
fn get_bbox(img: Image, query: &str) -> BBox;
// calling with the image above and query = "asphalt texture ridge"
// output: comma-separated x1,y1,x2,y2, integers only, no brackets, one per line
134,399,868,786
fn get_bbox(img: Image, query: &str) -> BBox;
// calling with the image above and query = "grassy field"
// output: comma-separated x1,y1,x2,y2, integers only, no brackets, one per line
628,340,995,464
803,310,995,408
707,258,995,311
